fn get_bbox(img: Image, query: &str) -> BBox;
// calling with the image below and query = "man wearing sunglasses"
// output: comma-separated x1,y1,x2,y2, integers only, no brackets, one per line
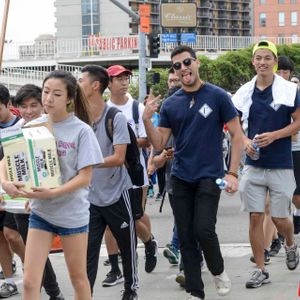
143,45,244,300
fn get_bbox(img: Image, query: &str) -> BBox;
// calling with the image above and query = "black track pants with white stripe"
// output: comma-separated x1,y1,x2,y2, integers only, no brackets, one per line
87,189,138,294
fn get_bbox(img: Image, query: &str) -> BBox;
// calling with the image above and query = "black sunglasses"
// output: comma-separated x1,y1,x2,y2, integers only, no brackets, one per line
172,57,196,70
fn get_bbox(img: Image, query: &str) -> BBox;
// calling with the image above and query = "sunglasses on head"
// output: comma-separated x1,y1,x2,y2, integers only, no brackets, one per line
172,57,196,70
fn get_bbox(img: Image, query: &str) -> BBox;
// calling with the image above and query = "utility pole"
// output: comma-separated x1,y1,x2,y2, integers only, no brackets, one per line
0,0,10,71
109,0,147,102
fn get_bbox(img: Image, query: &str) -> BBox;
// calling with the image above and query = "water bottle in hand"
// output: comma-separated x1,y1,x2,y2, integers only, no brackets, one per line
216,178,228,190
250,136,260,160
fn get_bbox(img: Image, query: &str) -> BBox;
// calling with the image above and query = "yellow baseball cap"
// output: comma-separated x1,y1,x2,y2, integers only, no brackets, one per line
253,40,277,57
252,40,278,72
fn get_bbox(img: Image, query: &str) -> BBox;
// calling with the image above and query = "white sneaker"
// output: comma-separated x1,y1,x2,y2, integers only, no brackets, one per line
214,270,231,296
186,296,204,300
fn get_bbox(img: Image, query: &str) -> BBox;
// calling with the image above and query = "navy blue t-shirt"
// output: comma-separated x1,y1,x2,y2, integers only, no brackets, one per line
159,83,238,182
245,85,300,169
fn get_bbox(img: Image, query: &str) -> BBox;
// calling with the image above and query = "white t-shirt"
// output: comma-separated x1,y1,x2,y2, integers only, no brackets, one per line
107,95,149,187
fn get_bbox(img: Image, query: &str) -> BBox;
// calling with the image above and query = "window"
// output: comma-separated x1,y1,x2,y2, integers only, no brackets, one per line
259,13,266,27
291,34,298,43
291,12,298,25
291,0,297,3
260,0,266,3
81,0,99,38
278,12,285,26
278,0,284,3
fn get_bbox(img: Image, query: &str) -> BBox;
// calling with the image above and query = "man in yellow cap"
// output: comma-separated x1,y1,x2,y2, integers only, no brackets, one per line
232,40,300,288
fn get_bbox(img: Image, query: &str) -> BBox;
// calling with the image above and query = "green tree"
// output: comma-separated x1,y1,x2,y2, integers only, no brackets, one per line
129,43,300,98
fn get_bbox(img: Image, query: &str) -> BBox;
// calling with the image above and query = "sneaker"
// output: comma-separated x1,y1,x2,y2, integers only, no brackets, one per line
147,188,154,198
269,238,281,257
49,292,65,300
163,244,179,265
285,244,299,270
186,296,204,300
245,269,270,288
145,238,158,273
214,270,231,296
0,260,17,280
250,249,270,265
102,271,124,287
293,215,300,234
278,232,285,245
121,290,138,300
175,270,185,288
155,193,163,201
0,282,18,298
103,253,122,266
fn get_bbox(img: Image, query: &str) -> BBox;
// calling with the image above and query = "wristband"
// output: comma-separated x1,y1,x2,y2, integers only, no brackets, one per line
228,171,238,179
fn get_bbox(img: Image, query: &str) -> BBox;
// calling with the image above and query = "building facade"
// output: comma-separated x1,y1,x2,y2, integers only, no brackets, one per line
254,0,300,40
54,0,130,39
54,0,252,38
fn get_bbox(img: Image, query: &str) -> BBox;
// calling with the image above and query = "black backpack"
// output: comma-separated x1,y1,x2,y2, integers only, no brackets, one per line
105,102,144,187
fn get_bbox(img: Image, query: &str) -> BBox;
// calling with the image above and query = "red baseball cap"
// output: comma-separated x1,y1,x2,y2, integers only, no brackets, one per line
107,65,132,77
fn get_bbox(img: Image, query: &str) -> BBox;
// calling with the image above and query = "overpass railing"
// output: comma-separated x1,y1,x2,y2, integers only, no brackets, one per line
3,35,300,62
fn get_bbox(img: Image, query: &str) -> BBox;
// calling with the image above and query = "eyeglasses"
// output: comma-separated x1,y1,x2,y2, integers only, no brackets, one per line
172,58,196,70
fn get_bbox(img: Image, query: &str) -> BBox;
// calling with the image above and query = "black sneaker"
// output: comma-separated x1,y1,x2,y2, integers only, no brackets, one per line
278,233,285,245
102,271,124,287
145,238,158,273
245,269,270,288
285,244,299,270
269,238,281,257
293,215,300,234
49,292,65,300
0,260,17,280
250,249,270,265
155,193,163,201
121,290,138,300
0,282,18,298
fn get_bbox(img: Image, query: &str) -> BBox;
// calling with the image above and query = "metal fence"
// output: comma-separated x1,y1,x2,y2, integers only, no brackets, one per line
3,35,300,62
0,64,83,94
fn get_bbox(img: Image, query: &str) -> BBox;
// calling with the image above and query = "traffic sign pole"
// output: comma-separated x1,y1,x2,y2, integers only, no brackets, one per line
109,0,147,102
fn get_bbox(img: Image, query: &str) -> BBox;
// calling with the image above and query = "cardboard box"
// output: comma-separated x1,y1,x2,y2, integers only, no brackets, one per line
0,194,28,214
1,126,61,191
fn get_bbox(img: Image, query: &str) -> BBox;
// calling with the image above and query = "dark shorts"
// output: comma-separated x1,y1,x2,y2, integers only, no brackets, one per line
293,151,300,195
130,187,144,220
0,211,18,231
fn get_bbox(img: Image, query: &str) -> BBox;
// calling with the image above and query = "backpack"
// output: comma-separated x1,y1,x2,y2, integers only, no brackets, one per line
105,104,144,187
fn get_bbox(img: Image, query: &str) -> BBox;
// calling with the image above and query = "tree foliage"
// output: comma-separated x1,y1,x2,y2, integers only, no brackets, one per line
128,44,300,98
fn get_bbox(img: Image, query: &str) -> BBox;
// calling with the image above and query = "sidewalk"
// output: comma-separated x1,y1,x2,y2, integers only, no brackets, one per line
5,193,300,299
7,243,300,300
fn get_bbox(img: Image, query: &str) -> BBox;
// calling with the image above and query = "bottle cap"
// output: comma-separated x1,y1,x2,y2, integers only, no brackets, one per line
216,178,222,185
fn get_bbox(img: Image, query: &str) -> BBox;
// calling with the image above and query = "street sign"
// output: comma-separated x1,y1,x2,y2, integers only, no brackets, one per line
139,4,151,33
161,3,197,28
142,57,152,69
161,33,178,43
180,33,196,43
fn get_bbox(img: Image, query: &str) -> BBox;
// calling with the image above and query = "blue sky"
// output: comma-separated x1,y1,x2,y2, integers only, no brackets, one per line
0,0,55,42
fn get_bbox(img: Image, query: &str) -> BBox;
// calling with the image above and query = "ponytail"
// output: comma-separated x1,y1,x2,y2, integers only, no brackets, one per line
43,70,92,125
74,83,92,125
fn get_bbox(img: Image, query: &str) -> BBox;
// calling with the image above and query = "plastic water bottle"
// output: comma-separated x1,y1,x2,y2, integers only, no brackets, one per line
250,139,260,161
216,178,228,190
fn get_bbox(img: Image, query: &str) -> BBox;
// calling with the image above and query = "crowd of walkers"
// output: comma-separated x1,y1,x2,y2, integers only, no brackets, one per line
0,40,299,300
